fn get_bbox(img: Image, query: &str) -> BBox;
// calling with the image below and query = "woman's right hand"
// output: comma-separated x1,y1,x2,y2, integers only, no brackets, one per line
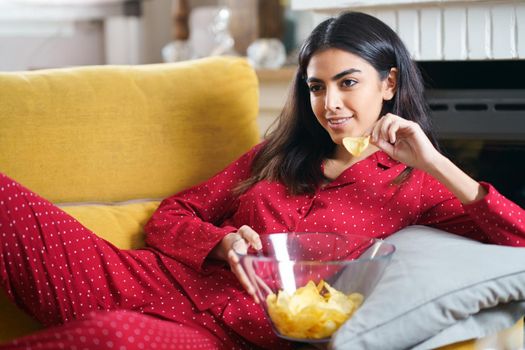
211,225,262,303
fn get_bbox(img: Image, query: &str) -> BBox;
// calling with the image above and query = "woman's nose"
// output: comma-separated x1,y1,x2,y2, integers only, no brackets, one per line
324,88,343,112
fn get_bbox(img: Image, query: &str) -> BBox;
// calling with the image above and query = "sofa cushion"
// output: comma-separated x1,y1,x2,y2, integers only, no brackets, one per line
331,225,525,350
60,201,160,249
0,56,260,204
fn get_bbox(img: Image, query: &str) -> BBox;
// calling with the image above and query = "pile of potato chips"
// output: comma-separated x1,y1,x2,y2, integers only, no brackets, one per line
266,280,364,339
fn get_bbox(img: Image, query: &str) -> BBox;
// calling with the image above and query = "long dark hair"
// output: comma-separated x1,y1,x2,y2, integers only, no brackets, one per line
237,11,439,195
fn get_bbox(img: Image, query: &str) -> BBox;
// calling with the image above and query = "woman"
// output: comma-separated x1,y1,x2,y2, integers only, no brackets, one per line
1,11,523,350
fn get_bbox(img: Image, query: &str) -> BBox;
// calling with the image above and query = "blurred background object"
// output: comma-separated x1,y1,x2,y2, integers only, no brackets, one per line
246,0,286,69
161,0,235,63
161,0,191,62
189,5,235,58
225,0,257,56
247,38,286,69
0,0,303,70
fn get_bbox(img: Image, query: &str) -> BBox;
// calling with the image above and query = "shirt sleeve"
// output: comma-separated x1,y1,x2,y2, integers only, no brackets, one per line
415,172,525,246
143,145,261,271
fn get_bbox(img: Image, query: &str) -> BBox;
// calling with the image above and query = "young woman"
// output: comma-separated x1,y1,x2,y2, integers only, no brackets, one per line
1,11,523,350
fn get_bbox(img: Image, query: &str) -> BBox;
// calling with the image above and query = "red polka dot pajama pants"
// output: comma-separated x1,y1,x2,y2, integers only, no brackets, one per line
0,174,258,350
3,311,219,350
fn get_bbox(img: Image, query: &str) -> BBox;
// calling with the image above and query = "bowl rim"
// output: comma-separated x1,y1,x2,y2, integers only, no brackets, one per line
233,232,396,264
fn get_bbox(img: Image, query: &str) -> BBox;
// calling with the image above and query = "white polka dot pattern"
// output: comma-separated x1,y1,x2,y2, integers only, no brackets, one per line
4,310,221,350
1,143,524,349
0,172,291,350
144,146,525,316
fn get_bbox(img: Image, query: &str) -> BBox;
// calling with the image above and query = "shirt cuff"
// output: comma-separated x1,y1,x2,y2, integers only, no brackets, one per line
462,181,500,212
196,224,238,272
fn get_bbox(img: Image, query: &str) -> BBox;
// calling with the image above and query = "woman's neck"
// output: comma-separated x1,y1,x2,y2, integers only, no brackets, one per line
332,143,380,165
323,144,380,181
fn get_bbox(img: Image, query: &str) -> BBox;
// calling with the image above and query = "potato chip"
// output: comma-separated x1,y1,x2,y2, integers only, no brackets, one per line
342,135,370,157
266,280,364,339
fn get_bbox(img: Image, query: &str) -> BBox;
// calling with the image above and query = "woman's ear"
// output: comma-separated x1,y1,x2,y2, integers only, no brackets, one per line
382,68,398,101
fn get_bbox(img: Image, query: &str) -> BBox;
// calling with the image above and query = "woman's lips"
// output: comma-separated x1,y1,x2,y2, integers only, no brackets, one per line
327,117,352,129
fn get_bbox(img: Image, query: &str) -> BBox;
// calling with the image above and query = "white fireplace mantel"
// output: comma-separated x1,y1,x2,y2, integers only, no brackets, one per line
291,0,525,60
291,0,499,11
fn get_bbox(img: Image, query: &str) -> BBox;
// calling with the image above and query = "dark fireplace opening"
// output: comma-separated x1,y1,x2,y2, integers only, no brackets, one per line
418,60,525,90
417,60,525,207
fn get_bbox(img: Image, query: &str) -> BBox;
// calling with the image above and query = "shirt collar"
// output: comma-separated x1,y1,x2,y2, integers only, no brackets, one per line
371,150,400,169
321,150,402,190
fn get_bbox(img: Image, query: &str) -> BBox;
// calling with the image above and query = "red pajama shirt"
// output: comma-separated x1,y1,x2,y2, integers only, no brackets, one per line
1,144,524,350
144,144,525,344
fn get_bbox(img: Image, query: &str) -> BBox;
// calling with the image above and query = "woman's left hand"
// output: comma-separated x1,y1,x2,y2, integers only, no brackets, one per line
370,113,441,171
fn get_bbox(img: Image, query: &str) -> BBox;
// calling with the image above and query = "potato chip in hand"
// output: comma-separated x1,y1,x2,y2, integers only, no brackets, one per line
266,280,364,339
342,136,370,157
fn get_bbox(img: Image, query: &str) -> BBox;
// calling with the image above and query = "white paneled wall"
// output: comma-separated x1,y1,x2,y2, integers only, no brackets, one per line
294,1,525,61
419,8,441,60
443,7,466,60
519,5,525,57
467,7,490,59
491,5,517,59
397,9,419,58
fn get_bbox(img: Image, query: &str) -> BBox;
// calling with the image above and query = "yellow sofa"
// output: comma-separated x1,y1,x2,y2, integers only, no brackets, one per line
0,56,521,348
0,56,260,341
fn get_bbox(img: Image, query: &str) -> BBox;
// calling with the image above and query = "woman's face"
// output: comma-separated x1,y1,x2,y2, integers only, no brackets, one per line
305,48,396,146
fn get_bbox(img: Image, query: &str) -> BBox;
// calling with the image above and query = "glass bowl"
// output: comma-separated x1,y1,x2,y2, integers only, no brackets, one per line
235,232,395,343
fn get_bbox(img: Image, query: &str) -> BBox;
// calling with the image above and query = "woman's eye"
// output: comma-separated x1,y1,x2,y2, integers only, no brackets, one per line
342,79,357,88
308,85,323,93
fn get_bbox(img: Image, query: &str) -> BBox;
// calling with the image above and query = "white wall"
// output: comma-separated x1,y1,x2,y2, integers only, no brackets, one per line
0,0,216,71
0,20,104,71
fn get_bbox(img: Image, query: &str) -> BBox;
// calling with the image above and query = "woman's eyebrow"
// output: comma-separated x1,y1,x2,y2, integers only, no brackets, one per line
306,68,362,83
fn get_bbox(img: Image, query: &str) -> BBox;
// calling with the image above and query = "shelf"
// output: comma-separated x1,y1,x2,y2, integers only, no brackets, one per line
256,66,297,82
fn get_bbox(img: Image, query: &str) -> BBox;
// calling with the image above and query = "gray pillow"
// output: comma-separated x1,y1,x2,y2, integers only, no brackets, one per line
330,225,525,350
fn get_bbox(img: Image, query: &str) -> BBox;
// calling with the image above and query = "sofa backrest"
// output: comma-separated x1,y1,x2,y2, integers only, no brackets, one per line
0,56,260,203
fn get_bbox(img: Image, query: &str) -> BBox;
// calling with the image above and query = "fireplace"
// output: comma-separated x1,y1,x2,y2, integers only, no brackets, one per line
291,0,525,207
420,60,525,206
